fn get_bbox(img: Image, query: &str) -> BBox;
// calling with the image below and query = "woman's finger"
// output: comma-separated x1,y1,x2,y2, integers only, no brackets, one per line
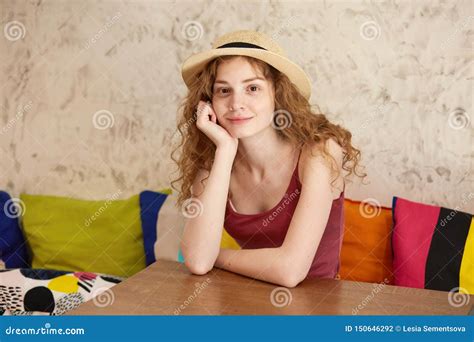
201,101,214,122
205,101,217,123
196,101,209,120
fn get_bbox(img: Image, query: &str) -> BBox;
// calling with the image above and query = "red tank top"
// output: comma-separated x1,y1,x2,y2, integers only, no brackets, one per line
224,149,345,279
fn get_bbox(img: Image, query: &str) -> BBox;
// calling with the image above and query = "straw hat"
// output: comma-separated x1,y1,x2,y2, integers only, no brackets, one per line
181,30,312,100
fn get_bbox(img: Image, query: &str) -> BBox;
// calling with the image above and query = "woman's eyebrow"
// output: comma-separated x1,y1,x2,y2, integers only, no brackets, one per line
214,77,265,84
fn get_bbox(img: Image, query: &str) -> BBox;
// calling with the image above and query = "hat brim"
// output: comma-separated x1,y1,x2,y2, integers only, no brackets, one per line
181,48,312,101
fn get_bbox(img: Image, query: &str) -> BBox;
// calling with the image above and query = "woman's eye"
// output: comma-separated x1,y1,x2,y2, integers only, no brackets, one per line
216,88,230,94
214,86,259,95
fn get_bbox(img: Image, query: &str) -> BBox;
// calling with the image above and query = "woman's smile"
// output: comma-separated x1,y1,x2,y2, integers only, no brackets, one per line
227,117,253,124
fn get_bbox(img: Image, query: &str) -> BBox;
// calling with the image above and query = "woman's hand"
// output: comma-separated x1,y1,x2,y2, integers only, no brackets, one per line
195,100,238,154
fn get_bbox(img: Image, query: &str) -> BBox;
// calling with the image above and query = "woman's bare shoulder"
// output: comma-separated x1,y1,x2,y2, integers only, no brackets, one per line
300,138,343,164
299,138,344,198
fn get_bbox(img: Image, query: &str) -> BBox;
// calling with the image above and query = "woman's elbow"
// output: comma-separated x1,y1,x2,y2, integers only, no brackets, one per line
276,261,307,288
181,247,214,275
180,240,217,275
184,259,213,275
278,272,305,288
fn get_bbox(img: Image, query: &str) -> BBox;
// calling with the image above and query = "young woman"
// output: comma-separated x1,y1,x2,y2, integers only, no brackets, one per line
172,30,366,288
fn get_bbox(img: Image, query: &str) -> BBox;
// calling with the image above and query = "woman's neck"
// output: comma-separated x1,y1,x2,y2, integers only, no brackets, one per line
234,127,296,181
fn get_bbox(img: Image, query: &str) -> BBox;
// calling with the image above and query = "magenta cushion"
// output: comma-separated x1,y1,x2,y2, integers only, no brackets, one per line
392,198,440,288
392,196,473,292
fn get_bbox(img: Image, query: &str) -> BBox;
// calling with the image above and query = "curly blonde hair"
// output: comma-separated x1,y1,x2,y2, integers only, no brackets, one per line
171,55,367,208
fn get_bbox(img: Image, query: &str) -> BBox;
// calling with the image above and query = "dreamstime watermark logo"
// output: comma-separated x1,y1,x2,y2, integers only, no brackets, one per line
448,287,470,308
170,102,205,142
92,287,115,307
4,322,85,335
0,101,33,135
92,109,115,130
174,278,212,315
272,109,293,130
84,189,122,227
270,287,292,307
82,12,122,51
170,113,199,144
181,21,203,41
448,108,470,130
3,198,26,219
438,192,473,228
458,192,474,210
359,21,381,41
4,21,26,41
184,114,198,130
262,189,300,227
359,198,381,218
181,198,204,218
352,103,388,136
271,14,301,41
352,278,390,315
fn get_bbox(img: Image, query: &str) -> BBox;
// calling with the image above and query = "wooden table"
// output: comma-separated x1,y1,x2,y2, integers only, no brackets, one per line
68,259,473,315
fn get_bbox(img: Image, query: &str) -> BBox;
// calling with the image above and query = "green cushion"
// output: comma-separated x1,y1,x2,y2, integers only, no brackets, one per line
20,193,146,278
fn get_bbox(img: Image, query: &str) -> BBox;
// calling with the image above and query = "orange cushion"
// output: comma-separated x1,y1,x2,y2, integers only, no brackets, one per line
339,198,394,284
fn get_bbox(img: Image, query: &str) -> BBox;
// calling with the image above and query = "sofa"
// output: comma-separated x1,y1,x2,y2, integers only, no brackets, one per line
1,189,472,315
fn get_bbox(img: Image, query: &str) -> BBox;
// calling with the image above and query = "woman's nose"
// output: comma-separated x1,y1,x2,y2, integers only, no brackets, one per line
229,90,245,111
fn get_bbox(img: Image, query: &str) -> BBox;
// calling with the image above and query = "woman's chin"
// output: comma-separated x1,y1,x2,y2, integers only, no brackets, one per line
229,129,255,139
227,124,273,139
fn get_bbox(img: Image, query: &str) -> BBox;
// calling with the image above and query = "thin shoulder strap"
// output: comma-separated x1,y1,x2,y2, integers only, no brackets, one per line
293,147,303,182
296,147,303,166
295,147,304,173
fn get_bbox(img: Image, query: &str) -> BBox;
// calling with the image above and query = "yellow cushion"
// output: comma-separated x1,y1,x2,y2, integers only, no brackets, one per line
21,193,146,277
220,229,240,250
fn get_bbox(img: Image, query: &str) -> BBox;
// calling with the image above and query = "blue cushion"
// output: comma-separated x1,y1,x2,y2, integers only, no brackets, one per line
177,248,184,263
0,191,29,268
139,190,171,266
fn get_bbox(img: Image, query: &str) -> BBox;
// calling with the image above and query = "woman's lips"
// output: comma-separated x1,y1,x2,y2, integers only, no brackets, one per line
227,117,253,124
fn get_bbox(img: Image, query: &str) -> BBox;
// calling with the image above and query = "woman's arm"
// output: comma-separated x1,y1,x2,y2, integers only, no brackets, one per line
180,145,236,275
181,100,238,275
214,139,344,288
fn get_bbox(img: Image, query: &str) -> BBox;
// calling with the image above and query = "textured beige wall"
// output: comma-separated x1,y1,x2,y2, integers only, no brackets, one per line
1,0,473,214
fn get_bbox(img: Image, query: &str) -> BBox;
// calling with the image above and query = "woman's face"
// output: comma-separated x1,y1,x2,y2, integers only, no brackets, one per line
211,57,275,138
